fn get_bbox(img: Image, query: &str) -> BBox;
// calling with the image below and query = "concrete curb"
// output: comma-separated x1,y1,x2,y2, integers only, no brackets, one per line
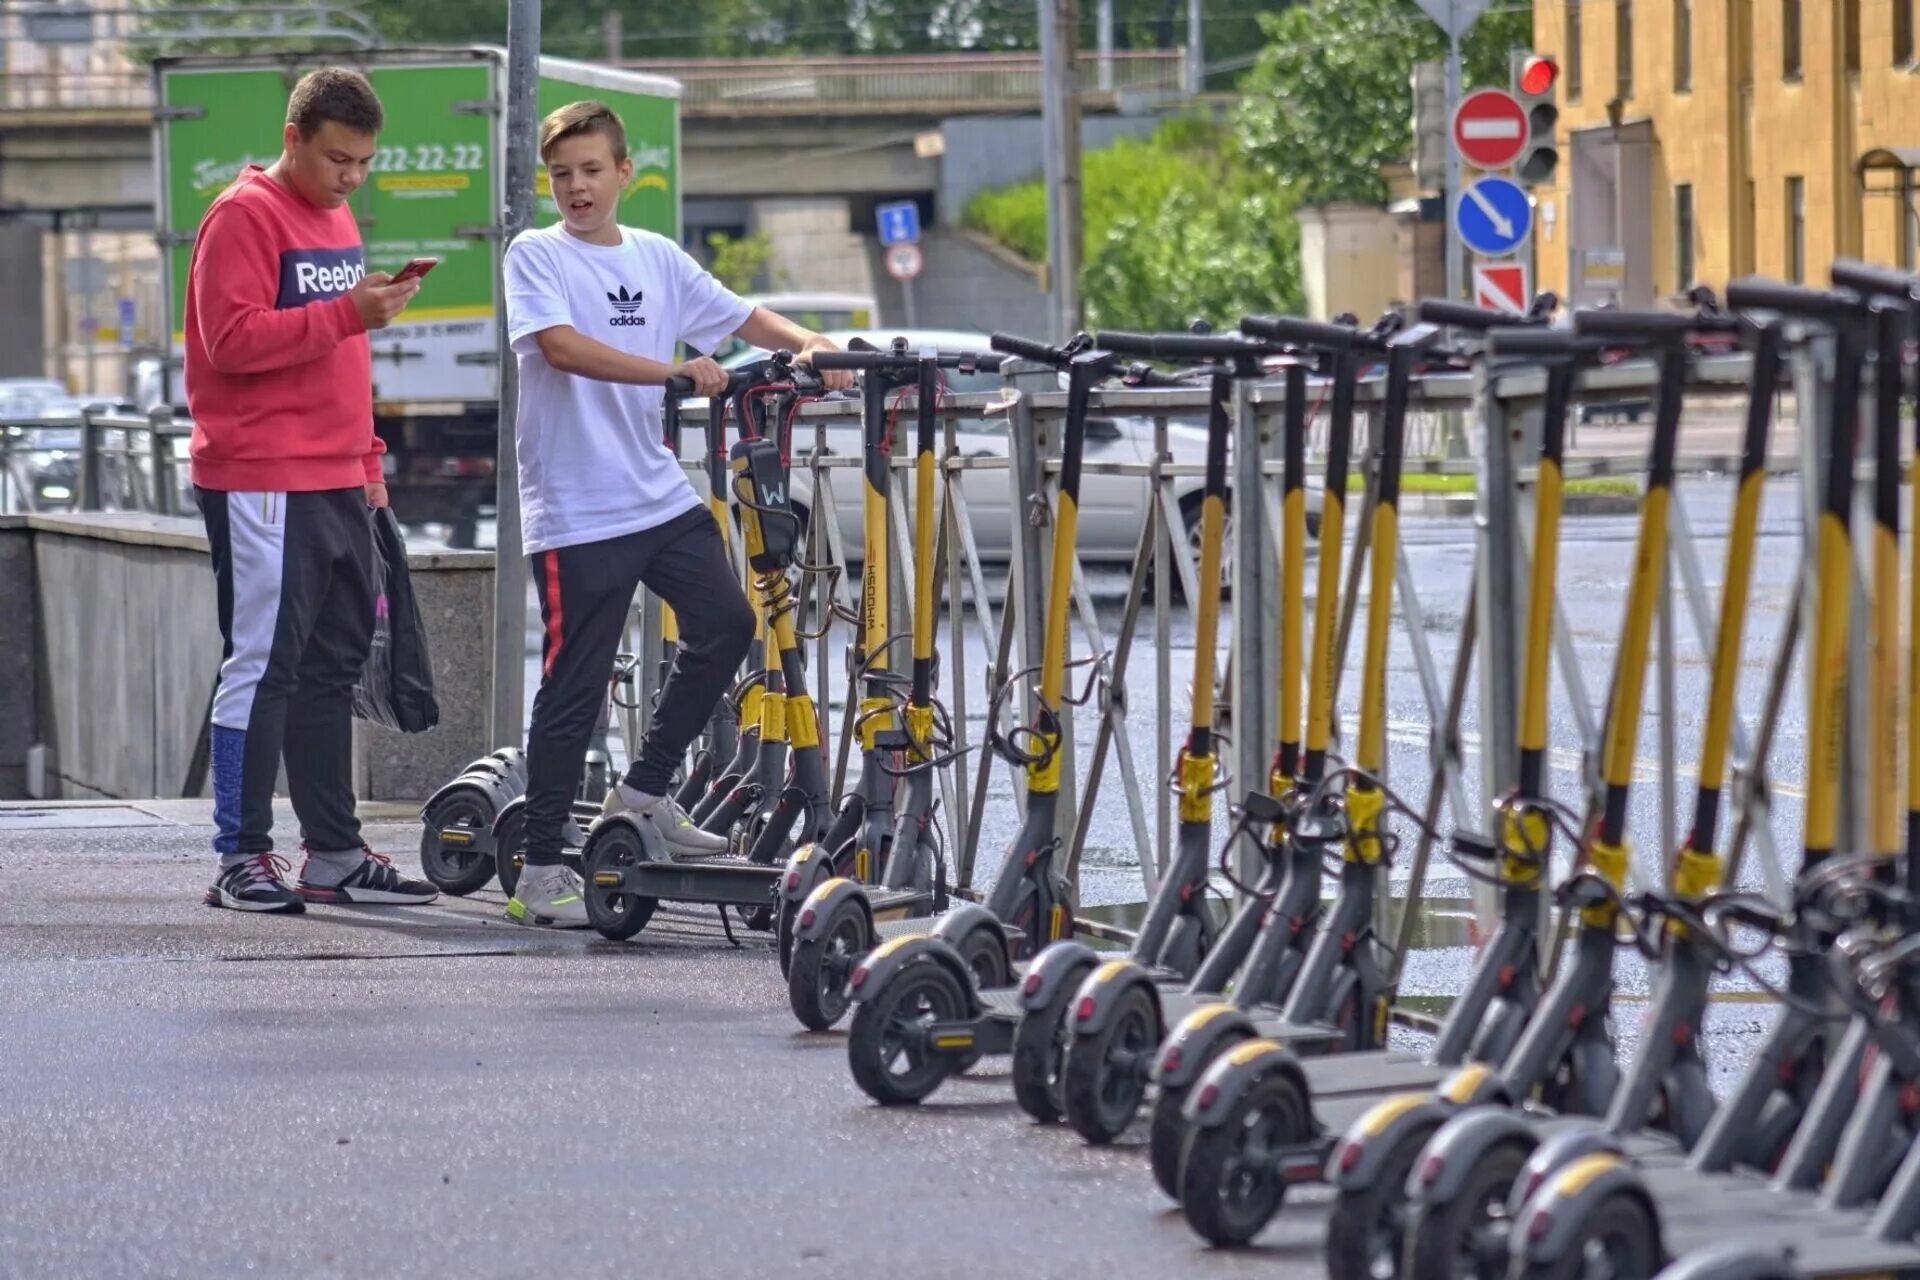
1399,492,1641,519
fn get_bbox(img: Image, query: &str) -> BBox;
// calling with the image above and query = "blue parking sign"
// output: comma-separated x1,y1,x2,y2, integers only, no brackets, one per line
876,201,920,246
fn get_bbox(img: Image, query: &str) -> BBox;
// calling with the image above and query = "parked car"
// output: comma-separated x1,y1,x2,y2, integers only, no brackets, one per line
706,292,881,366
701,329,1321,585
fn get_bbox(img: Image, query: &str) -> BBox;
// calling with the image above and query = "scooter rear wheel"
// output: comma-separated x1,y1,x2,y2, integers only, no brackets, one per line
1180,1068,1311,1248
1011,968,1087,1123
495,806,527,899
1063,985,1161,1145
1515,1190,1658,1280
847,959,969,1106
1152,1031,1251,1199
788,897,869,1031
1406,1138,1531,1280
419,791,497,897
1325,1116,1443,1280
581,823,658,941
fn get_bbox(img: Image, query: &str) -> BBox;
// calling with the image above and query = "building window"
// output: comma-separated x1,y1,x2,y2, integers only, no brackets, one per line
1675,0,1693,88
1787,176,1806,282
1567,0,1584,99
1844,0,1860,71
1898,0,1915,65
1783,0,1802,79
1675,184,1695,289
1617,0,1634,98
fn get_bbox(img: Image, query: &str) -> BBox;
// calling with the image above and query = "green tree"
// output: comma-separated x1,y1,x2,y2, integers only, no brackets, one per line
704,230,776,293
1235,0,1530,205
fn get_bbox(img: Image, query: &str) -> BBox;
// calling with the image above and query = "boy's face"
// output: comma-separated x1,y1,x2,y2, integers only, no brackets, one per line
546,132,632,237
280,120,376,210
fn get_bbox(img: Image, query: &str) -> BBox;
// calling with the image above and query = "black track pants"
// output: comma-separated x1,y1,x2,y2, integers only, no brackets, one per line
199,486,373,858
523,507,754,864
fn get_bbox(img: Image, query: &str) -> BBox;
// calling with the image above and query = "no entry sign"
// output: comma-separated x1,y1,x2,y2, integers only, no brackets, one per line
1452,88,1528,171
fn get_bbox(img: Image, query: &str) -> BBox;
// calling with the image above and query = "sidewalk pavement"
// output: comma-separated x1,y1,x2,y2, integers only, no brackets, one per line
0,799,1324,1279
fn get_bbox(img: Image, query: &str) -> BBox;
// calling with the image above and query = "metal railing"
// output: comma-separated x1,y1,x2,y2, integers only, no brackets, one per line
0,407,193,516
618,49,1187,109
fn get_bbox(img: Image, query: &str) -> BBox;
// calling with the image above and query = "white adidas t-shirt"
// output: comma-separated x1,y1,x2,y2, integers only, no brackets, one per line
503,223,753,554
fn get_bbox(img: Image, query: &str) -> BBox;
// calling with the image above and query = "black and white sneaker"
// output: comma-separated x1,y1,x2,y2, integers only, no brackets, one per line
297,847,441,906
205,853,306,914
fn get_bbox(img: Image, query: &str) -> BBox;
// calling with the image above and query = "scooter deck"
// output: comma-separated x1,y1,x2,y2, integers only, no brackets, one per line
1153,991,1349,1055
622,856,780,909
1301,1050,1450,1102
1651,1191,1920,1276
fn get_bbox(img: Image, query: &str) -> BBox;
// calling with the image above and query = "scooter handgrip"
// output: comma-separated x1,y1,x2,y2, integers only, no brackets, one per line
1093,330,1253,361
990,332,1064,365
1415,300,1516,332
1486,327,1578,357
1572,308,1702,339
1238,314,1367,350
1724,277,1865,322
664,375,696,397
805,350,886,371
1831,258,1920,301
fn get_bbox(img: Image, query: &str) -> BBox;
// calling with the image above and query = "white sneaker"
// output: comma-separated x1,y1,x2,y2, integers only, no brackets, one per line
506,862,590,929
603,786,730,859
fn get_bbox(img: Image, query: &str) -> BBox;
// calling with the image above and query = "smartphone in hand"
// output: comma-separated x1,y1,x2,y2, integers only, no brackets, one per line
389,256,440,285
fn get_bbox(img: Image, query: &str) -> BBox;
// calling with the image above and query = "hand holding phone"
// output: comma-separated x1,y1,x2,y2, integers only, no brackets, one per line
389,256,440,285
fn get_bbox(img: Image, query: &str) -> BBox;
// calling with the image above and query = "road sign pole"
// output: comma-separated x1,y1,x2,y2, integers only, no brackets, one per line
902,277,918,327
1444,22,1463,304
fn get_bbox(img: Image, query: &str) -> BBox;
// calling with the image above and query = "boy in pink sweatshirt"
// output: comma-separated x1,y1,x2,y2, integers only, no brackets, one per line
187,67,437,913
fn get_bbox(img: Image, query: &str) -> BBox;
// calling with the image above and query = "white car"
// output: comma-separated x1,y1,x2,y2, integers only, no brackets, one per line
699,329,1318,579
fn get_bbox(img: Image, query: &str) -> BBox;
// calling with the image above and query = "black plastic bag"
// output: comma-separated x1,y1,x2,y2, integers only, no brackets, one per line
353,507,441,733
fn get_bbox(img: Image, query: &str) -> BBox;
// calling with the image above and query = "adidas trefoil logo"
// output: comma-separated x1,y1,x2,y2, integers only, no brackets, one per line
607,284,647,327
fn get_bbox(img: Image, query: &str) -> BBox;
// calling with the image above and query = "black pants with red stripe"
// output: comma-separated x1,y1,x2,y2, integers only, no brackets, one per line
524,506,754,865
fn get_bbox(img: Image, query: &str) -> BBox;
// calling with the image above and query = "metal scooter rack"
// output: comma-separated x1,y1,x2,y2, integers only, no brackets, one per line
621,338,1820,979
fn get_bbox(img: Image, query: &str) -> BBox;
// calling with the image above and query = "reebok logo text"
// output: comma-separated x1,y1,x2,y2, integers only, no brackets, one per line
274,246,366,309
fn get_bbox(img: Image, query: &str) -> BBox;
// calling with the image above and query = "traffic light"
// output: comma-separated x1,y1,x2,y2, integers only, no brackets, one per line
1511,51,1560,187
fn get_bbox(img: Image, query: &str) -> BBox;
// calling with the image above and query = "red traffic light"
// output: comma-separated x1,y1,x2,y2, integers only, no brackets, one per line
1520,55,1558,96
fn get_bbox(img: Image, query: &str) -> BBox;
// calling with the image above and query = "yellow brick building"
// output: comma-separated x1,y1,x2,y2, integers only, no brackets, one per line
1529,0,1920,304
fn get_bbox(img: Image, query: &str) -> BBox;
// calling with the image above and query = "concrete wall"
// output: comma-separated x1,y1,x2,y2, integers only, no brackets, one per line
1,513,493,803
1295,203,1405,322
937,113,1166,228
755,198,877,296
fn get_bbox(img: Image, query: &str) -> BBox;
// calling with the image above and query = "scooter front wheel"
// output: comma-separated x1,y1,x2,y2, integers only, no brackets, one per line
1180,1069,1311,1248
847,960,968,1106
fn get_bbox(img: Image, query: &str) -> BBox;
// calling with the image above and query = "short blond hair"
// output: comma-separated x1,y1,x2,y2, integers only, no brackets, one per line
539,100,628,164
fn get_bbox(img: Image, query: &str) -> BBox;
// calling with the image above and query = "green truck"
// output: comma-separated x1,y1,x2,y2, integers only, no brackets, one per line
152,47,682,543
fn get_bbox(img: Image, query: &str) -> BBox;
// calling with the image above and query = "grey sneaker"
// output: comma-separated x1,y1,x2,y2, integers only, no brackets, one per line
506,863,590,929
603,786,730,859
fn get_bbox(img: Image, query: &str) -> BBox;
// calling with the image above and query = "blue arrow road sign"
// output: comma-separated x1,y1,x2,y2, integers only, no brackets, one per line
876,200,920,246
1455,176,1533,257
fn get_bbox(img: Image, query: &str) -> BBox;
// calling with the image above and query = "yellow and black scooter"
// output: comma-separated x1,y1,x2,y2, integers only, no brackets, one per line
782,339,1012,1032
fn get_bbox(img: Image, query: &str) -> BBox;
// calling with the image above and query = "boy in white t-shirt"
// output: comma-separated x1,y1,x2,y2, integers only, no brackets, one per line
502,100,852,928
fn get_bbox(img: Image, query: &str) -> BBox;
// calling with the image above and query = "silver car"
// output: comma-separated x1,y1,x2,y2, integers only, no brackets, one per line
704,328,1318,574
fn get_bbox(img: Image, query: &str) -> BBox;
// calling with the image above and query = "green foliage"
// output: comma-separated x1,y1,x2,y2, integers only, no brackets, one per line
1235,0,1532,206
964,116,1303,330
704,230,775,294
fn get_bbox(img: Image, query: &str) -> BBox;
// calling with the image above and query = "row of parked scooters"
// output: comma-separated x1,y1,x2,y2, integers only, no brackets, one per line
418,257,1920,1280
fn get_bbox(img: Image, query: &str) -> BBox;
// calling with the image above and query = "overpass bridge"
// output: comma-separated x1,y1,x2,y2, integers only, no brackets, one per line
0,48,1211,384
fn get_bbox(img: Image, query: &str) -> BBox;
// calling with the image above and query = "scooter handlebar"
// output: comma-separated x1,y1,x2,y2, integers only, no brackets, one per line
989,331,1068,366
1831,257,1920,301
1093,330,1256,361
1237,313,1371,351
1486,327,1581,357
1724,277,1866,322
1572,308,1706,340
1415,299,1523,332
